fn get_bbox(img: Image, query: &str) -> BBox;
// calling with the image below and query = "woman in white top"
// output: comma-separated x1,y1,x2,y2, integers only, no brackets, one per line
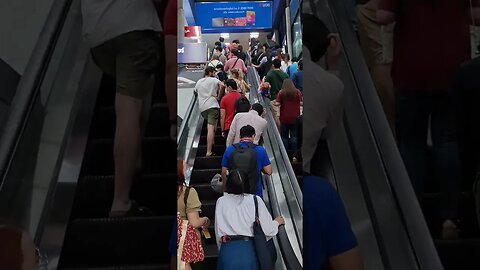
215,170,285,269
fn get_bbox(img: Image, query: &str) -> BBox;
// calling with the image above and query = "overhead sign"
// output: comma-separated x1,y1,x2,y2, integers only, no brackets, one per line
178,42,208,64
195,1,272,33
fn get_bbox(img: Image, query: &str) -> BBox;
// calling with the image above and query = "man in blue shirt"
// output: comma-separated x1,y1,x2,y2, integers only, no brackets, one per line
292,60,303,92
221,125,272,197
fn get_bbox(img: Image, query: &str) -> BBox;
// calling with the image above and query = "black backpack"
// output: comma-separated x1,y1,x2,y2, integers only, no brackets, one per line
235,96,251,114
228,143,258,194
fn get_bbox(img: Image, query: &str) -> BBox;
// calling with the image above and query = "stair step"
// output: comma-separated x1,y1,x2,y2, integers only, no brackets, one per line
196,145,226,157
422,192,479,238
82,137,176,175
200,201,216,219
90,103,170,139
71,174,176,218
191,183,222,201
190,169,222,185
193,156,223,170
59,216,174,268
199,135,224,145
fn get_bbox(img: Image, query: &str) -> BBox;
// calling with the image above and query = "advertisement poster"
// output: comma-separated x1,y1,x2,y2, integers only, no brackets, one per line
195,1,272,33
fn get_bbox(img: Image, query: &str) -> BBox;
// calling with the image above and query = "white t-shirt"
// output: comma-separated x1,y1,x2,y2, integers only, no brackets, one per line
81,0,162,47
215,194,279,249
195,76,220,112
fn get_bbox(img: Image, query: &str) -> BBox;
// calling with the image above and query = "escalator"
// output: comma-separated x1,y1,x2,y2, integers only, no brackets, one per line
177,66,303,269
0,1,175,269
57,73,176,269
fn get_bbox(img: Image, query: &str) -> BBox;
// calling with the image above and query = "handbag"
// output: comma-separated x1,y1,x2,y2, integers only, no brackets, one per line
253,196,277,270
177,187,204,269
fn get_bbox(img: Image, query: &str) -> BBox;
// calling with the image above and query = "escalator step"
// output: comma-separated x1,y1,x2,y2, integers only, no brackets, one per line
71,174,176,218
190,169,222,185
193,156,223,170
196,145,226,157
192,183,222,201
90,103,170,139
422,192,479,238
199,201,216,219
82,137,175,175
291,161,302,175
435,239,480,270
199,135,225,145
60,216,174,268
64,264,170,270
201,244,219,269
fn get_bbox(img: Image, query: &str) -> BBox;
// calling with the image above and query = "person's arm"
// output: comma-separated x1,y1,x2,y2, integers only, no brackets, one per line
224,60,231,72
244,80,251,91
221,167,228,184
226,115,237,146
376,0,397,25
327,247,363,270
242,61,248,74
215,200,222,249
256,196,284,237
220,109,226,132
185,188,209,228
262,164,272,175
187,212,209,228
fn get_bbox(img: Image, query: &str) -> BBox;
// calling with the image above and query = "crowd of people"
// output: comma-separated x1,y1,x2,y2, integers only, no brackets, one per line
176,35,305,269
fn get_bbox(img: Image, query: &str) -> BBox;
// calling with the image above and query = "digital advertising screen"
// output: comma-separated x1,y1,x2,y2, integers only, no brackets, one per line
195,1,273,33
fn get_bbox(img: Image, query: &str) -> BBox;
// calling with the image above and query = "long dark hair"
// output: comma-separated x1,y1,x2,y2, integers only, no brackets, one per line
225,170,249,195
282,79,298,100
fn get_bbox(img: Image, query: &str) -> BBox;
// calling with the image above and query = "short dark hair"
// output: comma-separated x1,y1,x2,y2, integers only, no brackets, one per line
219,37,225,42
292,57,298,62
225,79,238,90
205,66,216,76
216,63,224,70
237,44,243,52
267,33,273,39
263,43,269,49
298,60,303,70
303,13,330,62
273,58,281,68
240,125,255,138
215,41,221,47
216,46,223,52
226,169,248,195
233,39,240,44
251,103,263,116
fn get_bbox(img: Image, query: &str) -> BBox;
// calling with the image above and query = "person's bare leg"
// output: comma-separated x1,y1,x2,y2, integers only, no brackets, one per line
136,77,154,172
206,123,216,156
111,93,143,214
165,35,177,140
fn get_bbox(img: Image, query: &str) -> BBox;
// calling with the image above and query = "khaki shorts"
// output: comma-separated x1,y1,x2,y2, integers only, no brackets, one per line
357,2,394,67
91,30,161,99
201,108,219,126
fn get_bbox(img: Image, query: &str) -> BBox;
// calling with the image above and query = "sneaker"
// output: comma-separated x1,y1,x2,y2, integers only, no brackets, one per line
441,219,460,240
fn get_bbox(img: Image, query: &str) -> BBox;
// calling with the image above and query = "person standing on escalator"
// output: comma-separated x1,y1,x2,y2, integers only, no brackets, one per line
377,0,480,239
220,79,242,139
81,0,162,216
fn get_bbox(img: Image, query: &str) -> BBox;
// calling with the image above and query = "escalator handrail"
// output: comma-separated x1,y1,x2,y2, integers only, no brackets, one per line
248,67,303,209
247,67,302,269
0,0,74,189
177,92,198,146
325,0,442,268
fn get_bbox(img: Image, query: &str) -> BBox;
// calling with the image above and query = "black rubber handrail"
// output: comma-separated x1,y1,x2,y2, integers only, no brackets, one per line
177,92,198,147
0,0,74,190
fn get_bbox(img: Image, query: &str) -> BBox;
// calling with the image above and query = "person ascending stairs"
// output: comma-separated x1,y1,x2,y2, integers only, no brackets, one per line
215,170,284,270
195,66,226,157
221,125,272,198
81,0,162,216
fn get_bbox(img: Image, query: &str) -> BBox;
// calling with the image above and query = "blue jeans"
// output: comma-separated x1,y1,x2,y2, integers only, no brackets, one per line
396,91,460,220
280,123,298,157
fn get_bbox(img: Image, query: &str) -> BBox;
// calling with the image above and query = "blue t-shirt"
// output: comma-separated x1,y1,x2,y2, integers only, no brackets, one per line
287,63,298,79
304,175,358,269
221,141,271,197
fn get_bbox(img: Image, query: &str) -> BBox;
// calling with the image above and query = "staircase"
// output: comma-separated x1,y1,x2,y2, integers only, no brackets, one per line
58,72,176,269
188,120,225,269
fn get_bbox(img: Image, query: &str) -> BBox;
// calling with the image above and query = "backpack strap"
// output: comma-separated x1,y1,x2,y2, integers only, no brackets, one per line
253,195,259,223
184,186,191,207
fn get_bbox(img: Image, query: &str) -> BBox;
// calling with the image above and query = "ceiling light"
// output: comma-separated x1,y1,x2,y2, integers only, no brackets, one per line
250,32,259,38
220,33,229,39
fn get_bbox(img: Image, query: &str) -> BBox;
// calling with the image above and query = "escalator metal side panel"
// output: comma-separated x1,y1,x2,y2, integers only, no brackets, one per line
37,58,102,269
328,1,442,269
